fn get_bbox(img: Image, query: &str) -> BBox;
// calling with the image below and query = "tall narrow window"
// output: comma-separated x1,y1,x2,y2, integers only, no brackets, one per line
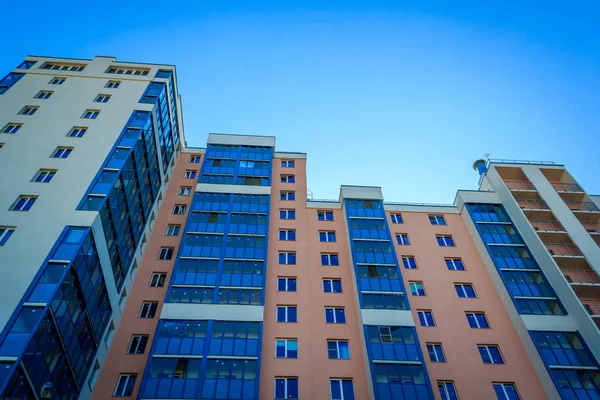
438,381,458,400
427,343,446,362
149,273,167,287
127,335,148,354
396,234,410,245
390,214,403,224
114,374,137,396
139,302,158,318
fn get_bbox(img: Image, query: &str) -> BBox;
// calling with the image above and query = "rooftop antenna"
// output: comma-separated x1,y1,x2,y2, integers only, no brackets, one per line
484,153,490,161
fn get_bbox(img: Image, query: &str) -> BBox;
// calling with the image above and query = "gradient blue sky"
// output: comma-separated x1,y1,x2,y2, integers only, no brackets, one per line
3,1,599,202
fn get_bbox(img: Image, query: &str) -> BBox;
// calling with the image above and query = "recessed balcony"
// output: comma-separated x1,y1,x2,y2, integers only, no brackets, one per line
564,201,600,213
505,180,536,192
563,269,600,297
546,243,585,258
551,182,584,193
581,299,600,329
530,220,565,233
518,199,550,211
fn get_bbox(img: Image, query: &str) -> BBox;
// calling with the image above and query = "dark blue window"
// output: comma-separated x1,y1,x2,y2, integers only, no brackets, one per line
280,209,296,220
550,369,600,400
429,215,446,225
321,254,339,266
275,377,298,399
276,339,298,358
445,258,464,271
18,60,36,69
280,191,295,200
466,312,489,328
375,364,430,399
366,326,420,362
318,211,334,221
438,381,458,400
437,236,455,247
396,234,410,245
319,231,336,242
390,214,403,224
330,379,354,400
279,252,296,265
478,345,504,364
323,279,342,293
278,278,296,292
276,306,297,322
200,359,257,399
455,284,476,298
325,307,346,323
402,256,417,269
279,230,296,241
478,224,522,244
0,72,25,94
362,293,406,310
530,331,597,367
418,311,435,327
503,271,553,297
427,343,446,362
493,383,520,400
0,227,15,245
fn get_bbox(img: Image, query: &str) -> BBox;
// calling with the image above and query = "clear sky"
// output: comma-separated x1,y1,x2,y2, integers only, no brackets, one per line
3,1,599,203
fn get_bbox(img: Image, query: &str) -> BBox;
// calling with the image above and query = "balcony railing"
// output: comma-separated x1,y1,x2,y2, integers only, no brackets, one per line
581,299,600,316
518,199,550,210
551,182,584,193
582,222,600,234
563,269,600,285
531,220,565,232
505,180,536,191
546,243,584,257
564,201,600,212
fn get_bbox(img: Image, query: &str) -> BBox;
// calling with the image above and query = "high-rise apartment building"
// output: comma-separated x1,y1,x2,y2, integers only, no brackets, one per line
0,56,599,400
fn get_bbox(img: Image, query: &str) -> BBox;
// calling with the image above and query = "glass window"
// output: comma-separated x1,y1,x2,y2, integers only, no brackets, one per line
19,106,38,115
114,374,137,396
275,377,298,399
279,252,296,265
82,109,100,119
2,123,21,134
427,343,446,362
402,256,417,269
493,383,520,400
106,80,120,88
396,234,410,245
417,310,435,327
165,225,181,236
95,94,111,103
139,302,158,318
437,236,455,247
320,231,336,242
281,160,295,168
32,169,56,183
438,381,458,400
327,340,350,359
325,307,346,323
0,227,15,246
466,312,489,328
278,277,297,292
478,345,504,364
409,282,426,296
279,229,296,241
149,273,167,287
446,258,465,271
11,196,37,211
51,146,72,158
127,335,149,354
35,90,53,99
276,306,297,322
323,279,342,293
281,175,295,183
455,283,476,298
276,339,298,358
429,215,446,225
318,211,334,221
280,209,296,220
68,127,87,137
321,254,339,266
390,214,403,224
280,191,296,200
158,247,174,260
330,379,354,400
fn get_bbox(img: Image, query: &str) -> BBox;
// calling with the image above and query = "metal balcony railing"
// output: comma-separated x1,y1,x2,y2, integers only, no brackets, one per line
582,222,600,234
582,299,600,316
546,243,584,257
564,201,600,212
551,182,584,193
531,220,565,232
563,269,600,285
505,180,536,191
518,199,550,210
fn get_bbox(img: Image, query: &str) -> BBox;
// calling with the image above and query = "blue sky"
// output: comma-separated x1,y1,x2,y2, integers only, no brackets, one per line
3,1,599,202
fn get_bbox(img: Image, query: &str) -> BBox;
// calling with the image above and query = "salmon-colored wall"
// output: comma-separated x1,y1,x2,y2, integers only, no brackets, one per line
388,210,547,400
260,157,370,399
93,151,202,399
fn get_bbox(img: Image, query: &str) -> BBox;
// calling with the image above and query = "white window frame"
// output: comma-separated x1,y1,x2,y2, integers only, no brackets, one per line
127,335,148,354
189,155,201,163
321,253,339,266
455,283,476,298
279,252,296,265
139,302,158,318
437,235,455,246
281,160,295,168
318,210,334,221
280,209,295,220
279,229,296,241
274,377,297,399
12,196,36,211
2,123,21,134
114,374,137,396
409,281,425,296
324,307,346,323
493,383,519,400
165,224,181,236
82,110,100,119
281,174,295,183
446,258,465,271
479,345,504,364
402,256,417,269
327,340,350,359
396,234,410,245
280,191,295,200
36,90,52,99
323,279,342,293
276,306,296,322
33,169,56,183
427,343,445,362
275,338,298,358
278,277,296,292
466,312,488,328
320,231,336,242
52,147,72,158
184,170,197,179
105,80,120,88
149,273,167,287
178,187,191,196
0,227,15,246
158,247,174,260
69,127,87,138
438,381,457,400
390,214,403,224
378,326,392,343
173,205,187,215
429,215,446,225
418,310,435,327
330,379,354,400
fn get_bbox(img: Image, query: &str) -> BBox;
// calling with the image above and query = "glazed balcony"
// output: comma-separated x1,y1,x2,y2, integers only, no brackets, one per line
530,220,565,233
546,243,584,258
505,180,536,191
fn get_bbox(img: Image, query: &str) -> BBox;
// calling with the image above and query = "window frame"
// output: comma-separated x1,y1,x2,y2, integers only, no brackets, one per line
278,251,297,265
113,373,137,397
139,302,158,318
2,123,22,134
417,310,436,327
35,90,53,99
82,109,100,119
68,127,87,138
281,160,295,168
445,258,465,271
280,174,295,183
437,381,458,400
276,306,298,323
149,272,167,287
50,77,66,85
401,256,417,269
165,224,181,236
0,227,15,246
94,94,111,103
493,383,520,400
127,335,149,354
275,338,298,358
454,283,477,298
19,106,39,115
184,170,197,179
319,231,337,242
32,169,56,183
324,307,346,324
317,210,334,221
390,214,403,224
329,379,354,400
466,312,490,329
11,195,37,211
437,235,456,247
396,234,410,245
478,344,505,364
280,191,296,201
279,229,296,241
327,340,350,359
157,247,174,260
427,343,446,362
51,146,73,158
173,204,187,215
323,278,342,293
178,186,192,196
274,377,298,399
279,209,296,220
409,281,426,296
321,253,340,266
277,277,297,292
429,215,447,225
105,80,121,88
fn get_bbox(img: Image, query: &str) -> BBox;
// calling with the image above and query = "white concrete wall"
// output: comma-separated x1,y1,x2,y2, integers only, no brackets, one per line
161,303,265,321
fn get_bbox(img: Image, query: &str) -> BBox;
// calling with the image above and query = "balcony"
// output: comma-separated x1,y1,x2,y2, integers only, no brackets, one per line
581,299,600,328
551,182,584,193
505,180,536,191
582,222,600,234
518,199,550,211
564,201,600,213
530,220,565,233
546,243,584,258
564,269,600,298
